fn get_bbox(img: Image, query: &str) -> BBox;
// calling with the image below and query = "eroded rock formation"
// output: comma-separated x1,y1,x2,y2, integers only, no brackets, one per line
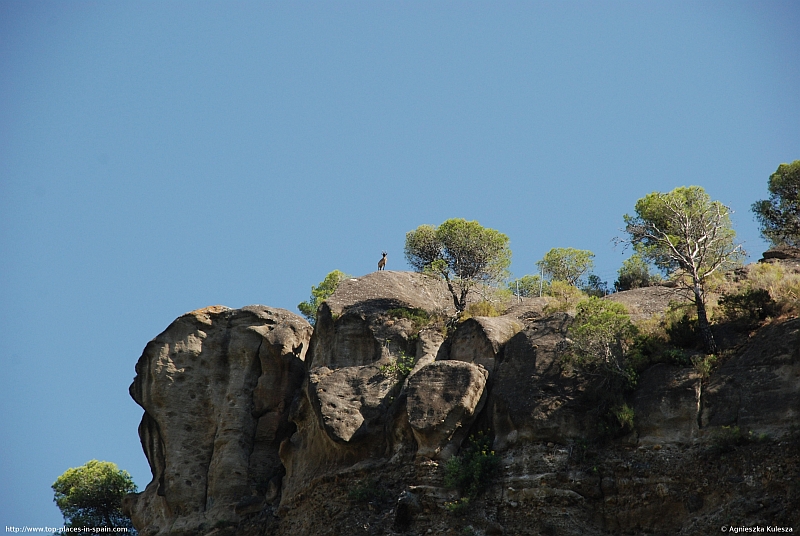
123,306,312,535
124,271,800,535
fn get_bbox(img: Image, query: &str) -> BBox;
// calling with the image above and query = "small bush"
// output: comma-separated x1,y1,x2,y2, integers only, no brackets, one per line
744,263,800,316
387,307,431,329
691,353,718,379
380,350,416,378
710,425,744,454
297,270,351,324
615,254,662,291
463,300,501,318
564,297,638,384
613,403,635,431
508,274,551,298
582,274,610,297
543,281,586,314
718,288,777,327
444,497,471,516
665,310,700,349
444,432,500,510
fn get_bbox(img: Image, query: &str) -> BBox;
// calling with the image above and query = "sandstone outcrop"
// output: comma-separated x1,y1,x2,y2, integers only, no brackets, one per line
123,268,800,536
123,306,312,536
605,285,693,323
279,271,461,504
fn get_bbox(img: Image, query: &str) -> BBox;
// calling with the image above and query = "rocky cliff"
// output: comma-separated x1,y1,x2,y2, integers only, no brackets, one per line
123,269,800,535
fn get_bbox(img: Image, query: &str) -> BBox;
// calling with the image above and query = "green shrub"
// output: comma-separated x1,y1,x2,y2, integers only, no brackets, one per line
691,353,718,379
508,274,551,298
387,307,431,328
710,425,746,454
665,310,699,348
582,274,610,297
613,403,635,431
444,432,500,510
297,270,351,324
444,497,471,516
543,281,586,314
614,253,662,291
746,263,800,316
463,300,501,318
564,297,638,384
718,288,777,327
380,350,416,377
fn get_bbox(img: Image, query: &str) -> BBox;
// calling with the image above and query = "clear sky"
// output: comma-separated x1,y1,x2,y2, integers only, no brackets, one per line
1,1,798,526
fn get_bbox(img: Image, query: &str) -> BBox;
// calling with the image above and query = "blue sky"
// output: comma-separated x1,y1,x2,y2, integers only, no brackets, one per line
1,1,798,526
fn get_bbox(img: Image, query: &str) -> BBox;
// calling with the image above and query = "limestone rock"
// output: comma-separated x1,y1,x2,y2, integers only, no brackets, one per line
701,317,800,438
406,360,489,459
633,364,701,445
123,305,312,536
446,316,522,372
407,328,444,376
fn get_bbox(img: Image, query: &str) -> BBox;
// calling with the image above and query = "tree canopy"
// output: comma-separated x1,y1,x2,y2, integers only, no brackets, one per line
536,247,595,285
614,253,660,291
404,218,511,313
52,460,137,533
508,274,550,298
752,160,800,248
621,186,744,353
567,297,638,382
297,269,350,324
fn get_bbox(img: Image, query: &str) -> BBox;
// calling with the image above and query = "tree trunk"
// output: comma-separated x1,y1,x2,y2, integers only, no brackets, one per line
693,284,718,354
444,277,464,313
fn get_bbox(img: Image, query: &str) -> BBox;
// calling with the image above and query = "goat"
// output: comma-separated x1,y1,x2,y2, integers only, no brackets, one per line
378,251,387,271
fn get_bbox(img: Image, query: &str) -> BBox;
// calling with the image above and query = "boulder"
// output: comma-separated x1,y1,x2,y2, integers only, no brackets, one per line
308,363,402,443
446,316,522,372
406,360,489,459
701,317,800,438
324,270,454,317
633,364,701,445
308,271,452,369
123,306,312,536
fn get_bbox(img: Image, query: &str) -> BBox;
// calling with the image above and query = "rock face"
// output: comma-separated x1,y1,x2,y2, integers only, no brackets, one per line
702,317,800,438
633,364,701,445
445,316,522,371
123,306,312,536
491,313,590,449
124,270,800,536
406,360,489,459
605,285,693,323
